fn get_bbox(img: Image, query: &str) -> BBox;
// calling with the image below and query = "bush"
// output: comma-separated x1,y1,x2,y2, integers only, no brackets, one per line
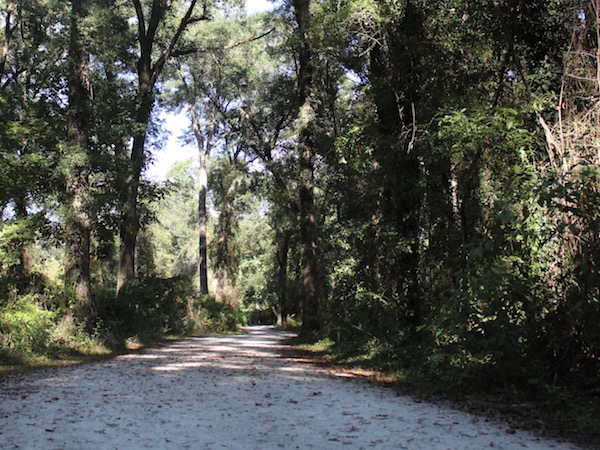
95,276,194,342
0,297,55,355
94,277,242,342
0,294,100,363
186,295,242,335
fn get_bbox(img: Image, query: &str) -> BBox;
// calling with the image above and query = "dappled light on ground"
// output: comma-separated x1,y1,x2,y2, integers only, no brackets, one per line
146,329,297,373
0,326,582,449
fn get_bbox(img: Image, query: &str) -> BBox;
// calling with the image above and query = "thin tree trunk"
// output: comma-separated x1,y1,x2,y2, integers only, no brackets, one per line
198,151,209,295
0,1,15,80
276,228,290,327
190,104,213,296
116,0,153,294
65,0,92,319
12,198,31,279
117,79,152,294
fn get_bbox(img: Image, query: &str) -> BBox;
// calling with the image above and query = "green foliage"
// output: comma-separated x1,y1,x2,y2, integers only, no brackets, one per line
0,298,56,356
94,276,243,342
236,198,278,322
0,213,48,265
0,277,243,368
143,159,200,281
98,276,195,341
186,295,243,335
0,1,598,444
0,294,102,364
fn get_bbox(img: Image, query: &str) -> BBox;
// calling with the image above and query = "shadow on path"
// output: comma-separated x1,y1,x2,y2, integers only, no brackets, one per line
0,326,582,450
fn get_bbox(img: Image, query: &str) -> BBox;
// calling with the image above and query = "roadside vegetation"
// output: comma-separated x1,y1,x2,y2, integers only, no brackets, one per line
0,278,241,376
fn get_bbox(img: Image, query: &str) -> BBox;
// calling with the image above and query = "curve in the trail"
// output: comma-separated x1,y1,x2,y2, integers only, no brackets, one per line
0,326,582,450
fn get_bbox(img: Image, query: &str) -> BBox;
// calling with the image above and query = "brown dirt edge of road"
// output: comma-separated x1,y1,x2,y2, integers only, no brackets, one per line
278,336,597,450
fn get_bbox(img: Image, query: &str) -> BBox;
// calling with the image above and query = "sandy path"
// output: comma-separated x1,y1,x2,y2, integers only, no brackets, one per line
0,326,581,450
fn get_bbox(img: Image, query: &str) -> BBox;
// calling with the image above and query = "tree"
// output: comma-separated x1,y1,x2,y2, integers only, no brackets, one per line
64,0,93,318
171,36,227,295
167,11,283,297
117,0,199,293
0,0,63,295
148,159,199,279
218,13,301,325
291,0,321,332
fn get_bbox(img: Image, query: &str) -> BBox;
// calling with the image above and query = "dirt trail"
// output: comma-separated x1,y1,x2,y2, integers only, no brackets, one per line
0,326,582,449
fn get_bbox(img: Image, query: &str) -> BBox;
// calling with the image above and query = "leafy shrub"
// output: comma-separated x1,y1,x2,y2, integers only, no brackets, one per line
94,277,242,342
186,295,242,335
0,297,55,355
96,276,194,341
0,294,104,364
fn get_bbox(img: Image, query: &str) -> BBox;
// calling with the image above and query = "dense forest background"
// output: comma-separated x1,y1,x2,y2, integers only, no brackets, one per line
1,0,599,443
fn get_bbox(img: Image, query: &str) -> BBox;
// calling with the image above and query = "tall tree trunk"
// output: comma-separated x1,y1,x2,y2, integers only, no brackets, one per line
299,130,320,332
276,228,290,327
117,0,198,294
117,95,151,293
65,0,92,319
116,0,155,293
293,0,320,333
12,198,31,280
0,1,15,80
198,150,209,295
190,104,213,296
369,7,424,332
117,78,152,294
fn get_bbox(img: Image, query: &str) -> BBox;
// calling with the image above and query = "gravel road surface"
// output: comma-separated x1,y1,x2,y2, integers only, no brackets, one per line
0,326,582,449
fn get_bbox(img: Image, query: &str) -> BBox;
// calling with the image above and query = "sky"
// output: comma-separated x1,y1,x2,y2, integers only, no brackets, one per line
146,110,195,181
146,0,277,181
246,0,275,14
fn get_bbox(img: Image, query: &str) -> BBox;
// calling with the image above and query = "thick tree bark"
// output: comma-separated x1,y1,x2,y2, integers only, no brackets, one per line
368,9,424,332
298,132,320,332
65,0,92,319
293,0,320,333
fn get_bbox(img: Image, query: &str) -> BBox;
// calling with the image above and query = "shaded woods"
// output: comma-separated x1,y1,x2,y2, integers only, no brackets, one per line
1,0,599,445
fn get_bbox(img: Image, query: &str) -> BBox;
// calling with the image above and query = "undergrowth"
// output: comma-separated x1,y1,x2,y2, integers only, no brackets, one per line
0,277,242,377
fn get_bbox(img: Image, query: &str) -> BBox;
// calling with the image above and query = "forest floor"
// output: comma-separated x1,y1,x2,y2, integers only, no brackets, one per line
0,326,584,450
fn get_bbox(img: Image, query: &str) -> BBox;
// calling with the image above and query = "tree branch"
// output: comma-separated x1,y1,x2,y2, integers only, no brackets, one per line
146,0,166,43
187,15,211,25
151,0,198,86
0,1,15,78
172,27,276,58
132,0,146,43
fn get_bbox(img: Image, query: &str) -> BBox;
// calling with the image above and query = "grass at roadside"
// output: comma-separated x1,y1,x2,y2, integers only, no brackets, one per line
0,333,174,379
0,349,112,378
